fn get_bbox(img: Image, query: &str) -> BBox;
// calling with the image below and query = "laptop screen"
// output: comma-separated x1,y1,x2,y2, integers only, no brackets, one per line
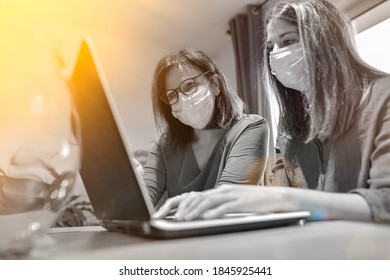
70,38,153,221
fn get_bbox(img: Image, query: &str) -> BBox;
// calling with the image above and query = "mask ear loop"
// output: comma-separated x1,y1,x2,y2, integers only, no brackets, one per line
210,74,223,127
269,53,276,75
210,74,221,96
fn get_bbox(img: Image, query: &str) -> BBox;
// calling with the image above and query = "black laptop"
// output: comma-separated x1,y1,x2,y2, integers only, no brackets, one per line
70,37,310,239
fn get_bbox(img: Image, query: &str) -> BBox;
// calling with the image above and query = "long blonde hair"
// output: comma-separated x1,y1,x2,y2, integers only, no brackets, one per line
263,0,387,142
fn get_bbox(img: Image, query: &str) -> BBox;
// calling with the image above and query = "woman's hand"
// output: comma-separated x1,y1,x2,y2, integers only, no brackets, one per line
154,184,294,220
152,194,182,219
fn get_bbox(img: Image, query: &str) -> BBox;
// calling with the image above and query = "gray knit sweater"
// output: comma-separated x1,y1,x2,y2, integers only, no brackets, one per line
272,76,390,222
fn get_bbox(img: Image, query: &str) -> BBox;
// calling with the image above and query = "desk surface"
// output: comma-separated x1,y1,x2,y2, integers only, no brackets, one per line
32,220,390,259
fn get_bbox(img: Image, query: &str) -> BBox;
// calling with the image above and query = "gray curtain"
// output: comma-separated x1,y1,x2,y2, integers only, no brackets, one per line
229,3,276,185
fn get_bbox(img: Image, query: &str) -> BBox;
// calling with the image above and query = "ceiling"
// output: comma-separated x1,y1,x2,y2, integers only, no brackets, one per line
1,0,265,56
1,0,384,56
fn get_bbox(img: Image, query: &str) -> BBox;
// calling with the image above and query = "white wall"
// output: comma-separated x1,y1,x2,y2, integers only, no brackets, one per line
356,17,390,74
214,40,238,92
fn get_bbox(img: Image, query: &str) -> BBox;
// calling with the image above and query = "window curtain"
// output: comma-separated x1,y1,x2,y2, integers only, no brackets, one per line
229,3,277,185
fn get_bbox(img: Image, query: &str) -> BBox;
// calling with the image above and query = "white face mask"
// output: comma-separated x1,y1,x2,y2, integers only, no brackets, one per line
172,84,215,129
269,43,308,92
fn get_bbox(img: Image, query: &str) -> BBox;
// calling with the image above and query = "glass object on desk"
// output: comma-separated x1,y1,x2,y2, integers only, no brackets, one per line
0,18,81,258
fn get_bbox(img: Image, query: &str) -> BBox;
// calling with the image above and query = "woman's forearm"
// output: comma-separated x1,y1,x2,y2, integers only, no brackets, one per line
286,187,372,221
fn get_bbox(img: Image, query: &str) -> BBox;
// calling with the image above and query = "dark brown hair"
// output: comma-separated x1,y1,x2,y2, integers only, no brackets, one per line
151,48,246,148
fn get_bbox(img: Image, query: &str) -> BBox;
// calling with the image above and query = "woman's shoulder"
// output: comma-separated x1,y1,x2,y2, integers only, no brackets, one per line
367,75,390,104
235,114,268,126
151,134,170,152
226,114,269,139
372,75,390,93
375,74,390,82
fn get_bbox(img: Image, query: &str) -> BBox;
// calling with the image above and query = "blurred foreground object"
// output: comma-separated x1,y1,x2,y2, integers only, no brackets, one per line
0,17,81,258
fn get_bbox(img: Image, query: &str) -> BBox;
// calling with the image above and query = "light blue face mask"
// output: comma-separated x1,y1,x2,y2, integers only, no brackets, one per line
269,43,308,92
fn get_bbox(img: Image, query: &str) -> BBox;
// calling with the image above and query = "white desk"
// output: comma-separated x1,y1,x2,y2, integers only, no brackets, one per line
36,220,390,259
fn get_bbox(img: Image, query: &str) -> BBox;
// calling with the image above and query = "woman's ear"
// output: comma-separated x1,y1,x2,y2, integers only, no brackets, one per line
211,74,221,96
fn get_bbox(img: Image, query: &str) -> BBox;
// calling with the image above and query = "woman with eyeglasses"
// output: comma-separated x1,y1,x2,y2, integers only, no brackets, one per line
143,48,270,207
154,0,390,222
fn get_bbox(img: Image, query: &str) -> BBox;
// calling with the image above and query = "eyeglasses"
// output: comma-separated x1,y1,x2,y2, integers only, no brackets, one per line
160,71,211,105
